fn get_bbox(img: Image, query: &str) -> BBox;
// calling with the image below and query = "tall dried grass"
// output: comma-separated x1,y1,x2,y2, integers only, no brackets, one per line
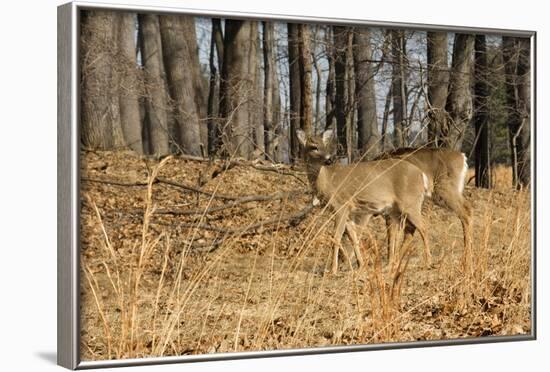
81,162,531,359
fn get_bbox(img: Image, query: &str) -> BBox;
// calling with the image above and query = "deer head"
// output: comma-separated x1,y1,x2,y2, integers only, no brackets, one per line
296,129,338,166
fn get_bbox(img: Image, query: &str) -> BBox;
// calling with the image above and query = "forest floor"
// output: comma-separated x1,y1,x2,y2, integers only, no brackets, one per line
79,150,532,361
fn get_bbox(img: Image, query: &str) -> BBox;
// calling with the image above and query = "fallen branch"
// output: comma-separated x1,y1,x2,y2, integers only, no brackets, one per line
156,202,315,252
194,158,307,187
156,177,238,201
82,177,148,187
82,176,241,201
155,191,298,216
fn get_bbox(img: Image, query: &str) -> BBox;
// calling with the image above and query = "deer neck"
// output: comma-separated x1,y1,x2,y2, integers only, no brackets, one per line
304,158,326,192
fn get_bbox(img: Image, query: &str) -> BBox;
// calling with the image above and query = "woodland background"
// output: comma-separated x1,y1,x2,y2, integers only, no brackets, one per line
80,11,531,189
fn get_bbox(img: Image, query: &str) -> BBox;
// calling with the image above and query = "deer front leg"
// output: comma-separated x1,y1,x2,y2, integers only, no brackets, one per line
345,221,363,270
385,216,399,267
332,209,349,275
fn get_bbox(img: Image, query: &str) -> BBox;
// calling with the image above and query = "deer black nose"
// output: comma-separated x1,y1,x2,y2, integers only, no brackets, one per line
324,156,334,165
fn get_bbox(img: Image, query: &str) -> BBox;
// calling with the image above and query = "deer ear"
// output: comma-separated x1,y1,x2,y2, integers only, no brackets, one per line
322,129,335,146
296,130,307,146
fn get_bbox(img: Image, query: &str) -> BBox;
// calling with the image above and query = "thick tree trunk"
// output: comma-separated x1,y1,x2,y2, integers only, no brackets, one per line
207,18,224,156
325,27,336,131
444,34,475,151
311,26,322,133
116,13,143,154
159,15,202,156
298,24,313,136
262,22,274,159
427,31,449,147
333,26,349,157
138,14,170,155
474,35,491,188
353,28,380,157
271,35,283,162
207,20,220,156
391,30,407,148
287,23,301,162
80,11,119,150
220,20,253,159
248,22,264,157
181,18,207,153
503,36,531,189
381,85,393,152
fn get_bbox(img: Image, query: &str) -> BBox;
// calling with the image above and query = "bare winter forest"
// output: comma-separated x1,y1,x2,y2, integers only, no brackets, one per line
78,10,532,361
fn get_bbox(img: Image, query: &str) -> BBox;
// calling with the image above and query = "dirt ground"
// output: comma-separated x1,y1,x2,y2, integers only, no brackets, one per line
79,151,532,361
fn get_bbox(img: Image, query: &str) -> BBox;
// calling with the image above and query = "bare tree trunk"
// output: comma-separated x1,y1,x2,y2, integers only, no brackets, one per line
298,24,313,136
311,26,322,133
116,13,143,154
427,31,449,147
474,35,491,188
381,85,393,152
158,15,202,156
345,32,355,161
207,20,220,156
444,33,475,150
80,10,119,150
207,18,224,156
249,22,264,157
138,14,170,155
263,22,274,159
353,28,380,157
333,26,349,156
181,17,207,152
503,36,531,189
272,34,283,162
220,20,253,159
391,30,407,148
325,27,336,130
287,23,301,162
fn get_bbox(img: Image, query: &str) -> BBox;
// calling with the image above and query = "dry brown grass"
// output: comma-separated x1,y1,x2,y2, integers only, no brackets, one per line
80,151,531,360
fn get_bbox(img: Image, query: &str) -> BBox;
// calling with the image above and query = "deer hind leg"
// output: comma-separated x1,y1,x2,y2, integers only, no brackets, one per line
402,211,432,268
332,209,349,274
435,185,473,267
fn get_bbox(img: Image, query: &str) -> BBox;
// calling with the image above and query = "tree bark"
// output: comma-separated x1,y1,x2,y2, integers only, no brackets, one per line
220,20,253,159
262,22,275,159
426,31,449,147
298,24,313,136
248,22,264,157
159,15,202,156
207,20,220,156
353,28,380,157
391,30,407,148
444,33,475,150
138,14,170,155
474,35,491,188
503,36,531,189
80,10,119,150
325,27,336,130
180,18,207,154
116,13,143,154
287,23,301,162
333,26,350,157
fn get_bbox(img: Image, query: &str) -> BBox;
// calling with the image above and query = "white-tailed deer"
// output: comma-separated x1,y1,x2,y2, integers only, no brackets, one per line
375,148,472,265
297,129,432,274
